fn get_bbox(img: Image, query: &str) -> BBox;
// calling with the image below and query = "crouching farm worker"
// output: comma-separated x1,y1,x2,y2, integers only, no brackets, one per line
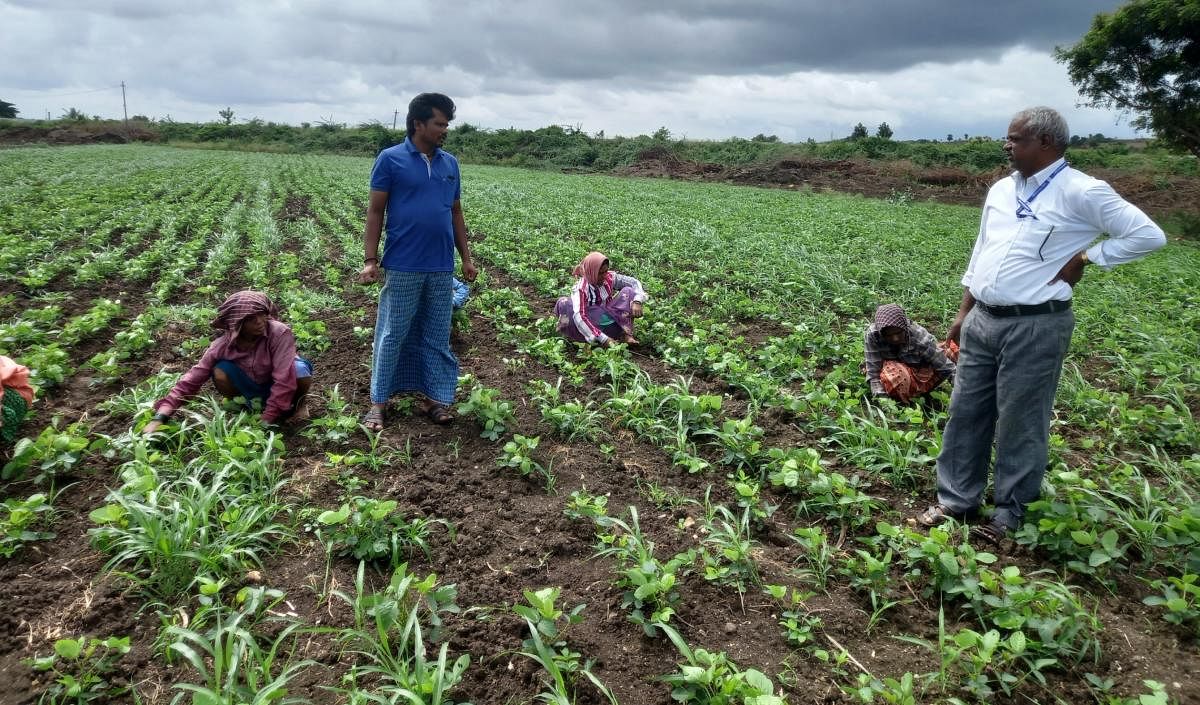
916,106,1166,549
555,252,646,347
141,291,313,434
863,303,957,403
0,355,34,445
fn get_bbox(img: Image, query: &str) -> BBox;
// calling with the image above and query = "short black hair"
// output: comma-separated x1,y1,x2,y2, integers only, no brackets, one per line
406,93,456,136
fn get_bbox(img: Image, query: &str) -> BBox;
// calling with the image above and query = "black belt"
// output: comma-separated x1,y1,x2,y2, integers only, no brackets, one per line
975,299,1071,317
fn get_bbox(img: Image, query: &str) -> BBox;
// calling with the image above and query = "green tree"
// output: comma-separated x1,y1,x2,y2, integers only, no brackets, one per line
1056,0,1200,158
876,122,893,139
60,107,88,122
0,99,17,119
218,107,234,125
850,122,868,139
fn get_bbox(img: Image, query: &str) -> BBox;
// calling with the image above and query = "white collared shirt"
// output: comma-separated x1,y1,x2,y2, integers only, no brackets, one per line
962,157,1166,306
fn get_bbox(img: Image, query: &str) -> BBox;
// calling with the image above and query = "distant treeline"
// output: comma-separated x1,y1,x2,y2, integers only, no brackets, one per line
1,117,1192,176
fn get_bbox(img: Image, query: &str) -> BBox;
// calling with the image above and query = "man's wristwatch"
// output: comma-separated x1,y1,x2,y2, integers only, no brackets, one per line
364,256,378,264
152,412,171,423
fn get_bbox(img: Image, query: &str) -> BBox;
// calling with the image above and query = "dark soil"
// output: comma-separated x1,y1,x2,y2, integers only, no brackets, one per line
1,175,1197,705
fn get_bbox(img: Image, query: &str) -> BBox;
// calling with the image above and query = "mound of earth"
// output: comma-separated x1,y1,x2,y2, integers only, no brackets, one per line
0,124,158,146
618,149,1200,225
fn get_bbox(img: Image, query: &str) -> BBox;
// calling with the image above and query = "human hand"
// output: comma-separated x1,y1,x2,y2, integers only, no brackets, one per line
631,301,644,318
946,320,963,345
624,334,639,345
1049,251,1088,288
141,409,171,435
358,262,381,284
462,261,478,283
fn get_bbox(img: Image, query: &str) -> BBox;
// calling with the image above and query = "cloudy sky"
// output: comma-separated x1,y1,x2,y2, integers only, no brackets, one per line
1,0,1139,142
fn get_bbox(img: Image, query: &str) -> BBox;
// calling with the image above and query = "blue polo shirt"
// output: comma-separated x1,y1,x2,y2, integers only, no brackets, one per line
369,139,461,272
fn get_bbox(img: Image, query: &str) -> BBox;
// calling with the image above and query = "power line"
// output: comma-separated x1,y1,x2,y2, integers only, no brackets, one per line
15,85,122,99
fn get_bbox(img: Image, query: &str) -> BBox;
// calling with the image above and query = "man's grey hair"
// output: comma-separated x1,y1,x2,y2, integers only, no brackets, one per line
1012,106,1070,151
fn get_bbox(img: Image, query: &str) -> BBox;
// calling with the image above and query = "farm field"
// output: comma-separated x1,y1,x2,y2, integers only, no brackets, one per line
0,143,1197,704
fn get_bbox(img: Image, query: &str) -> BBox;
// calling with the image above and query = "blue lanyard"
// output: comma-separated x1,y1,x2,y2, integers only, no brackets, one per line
1015,161,1067,220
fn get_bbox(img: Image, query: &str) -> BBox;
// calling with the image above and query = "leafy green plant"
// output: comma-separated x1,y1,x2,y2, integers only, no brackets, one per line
309,495,441,566
789,526,836,591
165,586,315,705
699,505,760,596
701,416,764,471
329,562,469,704
26,635,131,704
729,470,777,529
301,384,361,444
498,434,556,492
456,383,516,441
840,547,907,633
656,622,784,704
765,585,823,650
0,491,56,558
593,507,696,637
563,490,608,521
3,418,108,485
89,470,291,598
512,587,617,705
1143,573,1200,635
878,522,996,602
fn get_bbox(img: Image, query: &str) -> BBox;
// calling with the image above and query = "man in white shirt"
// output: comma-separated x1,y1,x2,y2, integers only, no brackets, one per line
916,106,1166,547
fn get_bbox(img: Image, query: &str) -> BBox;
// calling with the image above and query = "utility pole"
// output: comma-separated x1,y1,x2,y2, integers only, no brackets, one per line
120,81,129,133
393,110,398,130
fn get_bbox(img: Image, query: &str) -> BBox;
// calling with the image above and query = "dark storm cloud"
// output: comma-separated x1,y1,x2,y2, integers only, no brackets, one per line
0,0,1138,139
300,0,1122,82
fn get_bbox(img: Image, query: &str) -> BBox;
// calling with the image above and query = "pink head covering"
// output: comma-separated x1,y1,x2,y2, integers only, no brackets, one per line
572,252,610,286
0,355,33,404
211,290,279,338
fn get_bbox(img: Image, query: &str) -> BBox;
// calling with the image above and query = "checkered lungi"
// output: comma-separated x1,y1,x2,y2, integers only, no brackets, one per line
370,270,458,405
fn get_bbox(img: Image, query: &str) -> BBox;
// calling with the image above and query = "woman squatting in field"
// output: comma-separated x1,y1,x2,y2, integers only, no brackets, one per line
141,291,313,434
555,251,647,347
0,355,34,445
862,303,957,403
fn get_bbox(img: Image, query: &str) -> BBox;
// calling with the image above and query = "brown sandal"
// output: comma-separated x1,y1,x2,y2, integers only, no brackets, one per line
969,521,1009,548
425,403,454,425
360,406,386,432
914,504,978,527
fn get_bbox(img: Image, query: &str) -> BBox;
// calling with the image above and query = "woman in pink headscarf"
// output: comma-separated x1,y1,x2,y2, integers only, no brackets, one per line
142,291,313,434
554,252,647,347
1,355,34,445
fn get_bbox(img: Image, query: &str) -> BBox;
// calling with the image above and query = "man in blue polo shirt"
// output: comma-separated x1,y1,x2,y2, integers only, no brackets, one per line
358,92,477,430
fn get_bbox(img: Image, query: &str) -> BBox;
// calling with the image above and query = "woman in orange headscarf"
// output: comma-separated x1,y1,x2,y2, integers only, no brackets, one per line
554,252,647,347
142,291,313,434
0,356,34,445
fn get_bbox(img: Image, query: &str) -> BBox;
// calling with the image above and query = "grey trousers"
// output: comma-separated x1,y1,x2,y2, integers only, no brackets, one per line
935,306,1074,530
